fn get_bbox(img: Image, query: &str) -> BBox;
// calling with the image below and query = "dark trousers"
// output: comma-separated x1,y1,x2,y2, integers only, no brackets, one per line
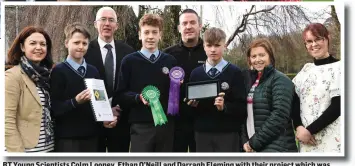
195,132,240,152
173,123,196,152
55,136,99,152
98,123,131,152
130,120,174,152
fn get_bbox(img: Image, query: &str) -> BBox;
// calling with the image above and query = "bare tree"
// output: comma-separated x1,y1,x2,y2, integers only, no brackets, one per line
225,5,314,47
161,5,181,49
5,5,136,63
328,5,341,59
4,5,339,73
220,5,337,74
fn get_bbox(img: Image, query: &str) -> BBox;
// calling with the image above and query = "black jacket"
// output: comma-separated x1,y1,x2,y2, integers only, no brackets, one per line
163,39,207,128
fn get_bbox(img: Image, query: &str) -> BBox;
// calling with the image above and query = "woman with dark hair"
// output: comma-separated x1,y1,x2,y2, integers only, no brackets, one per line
292,23,341,152
5,26,54,152
240,38,298,152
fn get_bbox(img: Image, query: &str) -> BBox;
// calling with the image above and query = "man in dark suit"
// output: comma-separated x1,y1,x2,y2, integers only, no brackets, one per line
85,6,134,152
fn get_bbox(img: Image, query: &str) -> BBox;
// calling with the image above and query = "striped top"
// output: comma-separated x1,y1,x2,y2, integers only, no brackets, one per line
24,87,54,152
246,71,262,138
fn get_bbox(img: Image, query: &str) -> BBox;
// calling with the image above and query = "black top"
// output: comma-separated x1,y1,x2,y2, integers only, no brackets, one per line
50,62,102,138
163,39,207,128
189,63,247,132
113,51,177,123
292,55,340,134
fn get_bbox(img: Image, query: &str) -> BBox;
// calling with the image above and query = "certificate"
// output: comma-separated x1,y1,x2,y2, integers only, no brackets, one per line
186,80,220,100
84,78,114,121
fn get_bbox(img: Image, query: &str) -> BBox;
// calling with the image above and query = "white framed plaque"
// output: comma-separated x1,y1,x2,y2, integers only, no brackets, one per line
186,80,220,100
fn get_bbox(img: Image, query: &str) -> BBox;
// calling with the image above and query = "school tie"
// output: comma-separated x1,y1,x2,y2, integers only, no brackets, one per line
208,67,218,77
150,54,156,61
78,66,85,76
104,44,114,93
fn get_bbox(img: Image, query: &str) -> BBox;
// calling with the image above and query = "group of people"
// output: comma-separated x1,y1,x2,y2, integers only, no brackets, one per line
5,7,341,153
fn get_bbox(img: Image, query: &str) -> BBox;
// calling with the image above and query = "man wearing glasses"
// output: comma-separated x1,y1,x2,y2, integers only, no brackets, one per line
85,6,134,153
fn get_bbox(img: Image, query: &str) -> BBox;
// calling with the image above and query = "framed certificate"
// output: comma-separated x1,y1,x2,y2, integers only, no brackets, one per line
186,80,220,100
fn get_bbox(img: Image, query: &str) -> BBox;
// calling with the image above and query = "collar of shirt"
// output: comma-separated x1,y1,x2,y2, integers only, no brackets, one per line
205,58,227,73
98,37,115,50
97,37,117,72
140,48,160,60
66,56,87,71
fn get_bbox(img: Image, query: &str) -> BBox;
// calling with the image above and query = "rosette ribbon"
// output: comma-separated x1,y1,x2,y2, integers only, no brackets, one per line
167,67,185,116
142,85,168,126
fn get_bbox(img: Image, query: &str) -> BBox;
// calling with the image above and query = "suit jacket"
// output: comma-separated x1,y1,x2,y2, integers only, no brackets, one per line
85,39,135,99
5,65,43,152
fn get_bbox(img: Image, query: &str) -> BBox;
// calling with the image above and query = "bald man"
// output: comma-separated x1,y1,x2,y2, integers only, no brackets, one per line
85,7,134,152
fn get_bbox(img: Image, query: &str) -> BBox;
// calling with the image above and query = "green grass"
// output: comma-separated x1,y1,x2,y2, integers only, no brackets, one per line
286,73,297,80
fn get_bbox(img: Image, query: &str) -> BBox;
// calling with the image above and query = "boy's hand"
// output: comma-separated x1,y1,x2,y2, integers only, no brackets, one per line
75,89,91,104
104,116,118,128
214,92,225,111
140,94,149,106
184,98,199,107
180,79,184,85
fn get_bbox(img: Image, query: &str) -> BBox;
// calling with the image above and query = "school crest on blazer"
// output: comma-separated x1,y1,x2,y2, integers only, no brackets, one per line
221,82,229,90
162,67,169,75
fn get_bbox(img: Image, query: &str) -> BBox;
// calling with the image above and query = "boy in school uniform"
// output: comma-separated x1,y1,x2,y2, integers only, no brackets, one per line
50,23,117,152
113,14,177,152
187,27,247,152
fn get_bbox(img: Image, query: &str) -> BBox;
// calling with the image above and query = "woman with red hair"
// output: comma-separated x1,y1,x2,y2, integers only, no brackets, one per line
292,23,341,152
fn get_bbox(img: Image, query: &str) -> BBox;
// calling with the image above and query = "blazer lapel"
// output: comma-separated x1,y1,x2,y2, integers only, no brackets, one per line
20,70,41,105
89,40,106,79
114,40,124,91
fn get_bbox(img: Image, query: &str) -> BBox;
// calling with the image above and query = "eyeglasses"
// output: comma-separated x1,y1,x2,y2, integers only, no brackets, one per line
96,17,117,23
304,37,325,47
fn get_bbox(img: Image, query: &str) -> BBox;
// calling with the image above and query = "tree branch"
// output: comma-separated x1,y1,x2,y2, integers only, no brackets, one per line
225,5,276,47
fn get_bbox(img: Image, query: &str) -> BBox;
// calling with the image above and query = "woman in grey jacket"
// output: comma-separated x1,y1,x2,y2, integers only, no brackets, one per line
240,38,298,152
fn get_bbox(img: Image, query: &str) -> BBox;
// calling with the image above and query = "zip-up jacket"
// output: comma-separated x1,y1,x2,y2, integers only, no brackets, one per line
163,39,207,129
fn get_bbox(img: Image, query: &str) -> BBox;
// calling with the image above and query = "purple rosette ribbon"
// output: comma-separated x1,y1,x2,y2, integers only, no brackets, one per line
167,67,185,116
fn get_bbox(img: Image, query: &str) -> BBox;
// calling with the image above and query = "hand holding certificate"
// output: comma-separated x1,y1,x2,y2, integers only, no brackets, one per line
186,80,220,100
84,78,114,122
75,89,91,104
185,80,225,110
